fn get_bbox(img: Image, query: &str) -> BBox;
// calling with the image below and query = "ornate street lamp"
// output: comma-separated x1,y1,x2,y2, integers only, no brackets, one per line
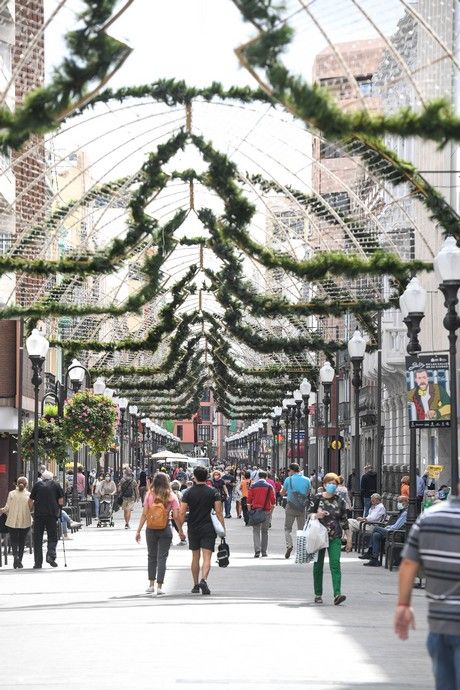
128,404,138,470
93,377,106,395
400,276,426,525
25,329,49,485
434,236,460,496
300,377,312,475
287,396,296,465
347,329,366,491
117,397,128,478
293,389,303,465
66,358,91,506
320,361,335,474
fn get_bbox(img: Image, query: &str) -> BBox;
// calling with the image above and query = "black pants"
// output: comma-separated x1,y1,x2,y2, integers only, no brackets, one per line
33,515,58,566
241,497,249,525
9,527,30,563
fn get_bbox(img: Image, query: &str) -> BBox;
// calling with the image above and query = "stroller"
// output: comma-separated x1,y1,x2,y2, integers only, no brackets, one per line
97,496,114,528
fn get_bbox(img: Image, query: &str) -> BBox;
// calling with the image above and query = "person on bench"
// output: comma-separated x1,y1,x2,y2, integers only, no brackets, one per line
348,493,386,534
360,496,409,567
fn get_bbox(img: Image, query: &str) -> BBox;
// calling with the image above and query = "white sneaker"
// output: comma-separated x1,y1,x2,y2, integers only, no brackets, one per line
63,535,72,540
145,586,155,594
70,521,81,529
156,589,165,596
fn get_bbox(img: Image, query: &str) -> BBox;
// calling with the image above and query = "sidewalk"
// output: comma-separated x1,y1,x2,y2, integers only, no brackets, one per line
0,505,433,690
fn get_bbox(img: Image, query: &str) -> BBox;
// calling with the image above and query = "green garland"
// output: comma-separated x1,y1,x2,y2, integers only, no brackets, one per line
233,1,460,145
0,0,131,153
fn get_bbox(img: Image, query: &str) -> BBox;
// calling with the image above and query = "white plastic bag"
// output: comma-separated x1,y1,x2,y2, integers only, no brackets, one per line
211,510,226,537
305,517,329,554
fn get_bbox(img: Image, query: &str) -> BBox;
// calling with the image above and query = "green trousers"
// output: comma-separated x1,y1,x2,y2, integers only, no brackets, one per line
313,537,342,596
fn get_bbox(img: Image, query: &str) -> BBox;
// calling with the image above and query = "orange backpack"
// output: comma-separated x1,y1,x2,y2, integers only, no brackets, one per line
146,497,169,530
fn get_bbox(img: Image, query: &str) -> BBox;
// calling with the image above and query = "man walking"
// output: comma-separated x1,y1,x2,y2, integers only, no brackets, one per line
178,466,224,595
222,467,235,518
394,483,460,689
29,470,64,568
281,463,311,559
360,465,377,517
248,470,275,558
118,468,139,529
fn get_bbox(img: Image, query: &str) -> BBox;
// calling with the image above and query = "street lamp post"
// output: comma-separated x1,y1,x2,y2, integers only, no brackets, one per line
400,277,426,526
282,395,291,470
348,330,366,493
320,362,335,474
272,407,282,476
288,398,296,464
434,236,460,496
128,405,138,471
118,397,128,480
300,378,312,475
293,389,303,464
25,329,50,485
67,359,90,506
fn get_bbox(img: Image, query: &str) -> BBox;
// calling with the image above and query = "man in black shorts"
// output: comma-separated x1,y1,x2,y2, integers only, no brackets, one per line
178,466,224,595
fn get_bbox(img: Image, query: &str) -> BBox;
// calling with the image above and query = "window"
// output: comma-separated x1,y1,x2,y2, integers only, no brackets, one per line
356,75,373,97
198,425,211,441
201,388,211,402
320,141,342,159
176,425,183,440
322,192,350,214
200,406,211,421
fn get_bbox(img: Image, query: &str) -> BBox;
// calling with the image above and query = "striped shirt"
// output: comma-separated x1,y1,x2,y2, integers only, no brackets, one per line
402,497,460,635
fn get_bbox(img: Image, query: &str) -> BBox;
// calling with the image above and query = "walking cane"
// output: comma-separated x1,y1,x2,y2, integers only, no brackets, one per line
59,509,68,568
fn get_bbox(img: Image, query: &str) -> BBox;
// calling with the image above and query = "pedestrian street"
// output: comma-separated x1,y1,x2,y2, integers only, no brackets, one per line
0,506,432,690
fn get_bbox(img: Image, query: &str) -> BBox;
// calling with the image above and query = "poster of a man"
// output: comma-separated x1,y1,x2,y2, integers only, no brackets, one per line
406,356,451,428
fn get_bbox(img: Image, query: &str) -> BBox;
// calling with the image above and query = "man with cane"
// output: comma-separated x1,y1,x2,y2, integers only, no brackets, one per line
29,470,65,569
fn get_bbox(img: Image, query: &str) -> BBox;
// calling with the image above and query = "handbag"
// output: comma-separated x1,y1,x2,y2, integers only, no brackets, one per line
211,510,225,537
0,512,8,533
216,538,230,567
295,521,315,564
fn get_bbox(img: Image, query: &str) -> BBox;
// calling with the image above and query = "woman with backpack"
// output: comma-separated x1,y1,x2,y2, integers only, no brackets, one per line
135,472,185,595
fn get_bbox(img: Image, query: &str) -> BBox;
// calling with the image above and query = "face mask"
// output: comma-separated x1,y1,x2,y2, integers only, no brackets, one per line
105,476,110,481
325,483,337,494
397,502,405,510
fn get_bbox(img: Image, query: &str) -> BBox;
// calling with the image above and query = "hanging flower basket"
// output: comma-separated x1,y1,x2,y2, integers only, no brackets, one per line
21,416,68,467
63,390,117,454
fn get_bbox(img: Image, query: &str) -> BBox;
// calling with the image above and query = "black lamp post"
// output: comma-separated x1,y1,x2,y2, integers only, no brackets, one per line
272,406,282,476
300,378,312,475
282,395,290,470
118,397,128,480
348,329,366,494
434,236,460,496
128,405,138,470
293,389,302,464
320,362,335,474
66,359,91,506
400,276,426,527
25,329,49,485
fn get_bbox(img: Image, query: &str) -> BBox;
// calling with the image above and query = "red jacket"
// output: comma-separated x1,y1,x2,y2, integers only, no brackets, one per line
248,480,276,512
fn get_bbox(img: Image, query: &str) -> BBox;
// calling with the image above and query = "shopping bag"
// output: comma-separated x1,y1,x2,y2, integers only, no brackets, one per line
305,517,329,554
295,528,315,564
210,510,226,537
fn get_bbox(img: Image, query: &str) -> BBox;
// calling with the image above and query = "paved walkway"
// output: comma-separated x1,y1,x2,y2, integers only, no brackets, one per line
0,505,433,690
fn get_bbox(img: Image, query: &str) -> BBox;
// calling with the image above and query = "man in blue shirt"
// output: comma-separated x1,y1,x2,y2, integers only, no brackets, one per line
361,495,409,567
280,463,311,559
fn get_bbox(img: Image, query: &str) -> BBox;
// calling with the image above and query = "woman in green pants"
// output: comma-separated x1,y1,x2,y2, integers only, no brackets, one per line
308,472,351,605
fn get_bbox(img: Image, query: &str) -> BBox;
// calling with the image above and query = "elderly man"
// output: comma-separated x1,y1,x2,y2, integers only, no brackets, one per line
361,495,409,567
348,493,386,534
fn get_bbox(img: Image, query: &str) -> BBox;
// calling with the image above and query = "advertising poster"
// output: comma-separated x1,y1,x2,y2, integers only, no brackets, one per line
406,355,451,428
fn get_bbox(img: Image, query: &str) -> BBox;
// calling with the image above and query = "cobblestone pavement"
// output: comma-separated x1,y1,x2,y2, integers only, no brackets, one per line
0,505,433,690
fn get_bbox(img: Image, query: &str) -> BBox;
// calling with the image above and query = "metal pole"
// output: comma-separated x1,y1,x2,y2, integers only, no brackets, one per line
302,395,309,475
376,310,383,493
31,358,43,486
440,282,460,496
351,359,361,508
295,402,302,464
290,406,295,464
323,387,330,474
17,318,24,478
285,413,290,470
